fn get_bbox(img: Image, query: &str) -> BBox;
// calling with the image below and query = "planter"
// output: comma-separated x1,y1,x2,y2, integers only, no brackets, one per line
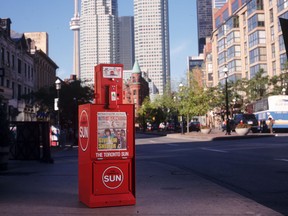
0,145,10,170
235,128,250,136
200,128,212,134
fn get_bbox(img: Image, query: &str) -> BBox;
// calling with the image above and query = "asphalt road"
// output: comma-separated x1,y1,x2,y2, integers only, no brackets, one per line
136,134,288,215
0,133,286,215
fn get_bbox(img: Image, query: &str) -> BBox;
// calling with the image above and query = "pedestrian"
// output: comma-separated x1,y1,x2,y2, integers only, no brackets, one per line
268,117,274,134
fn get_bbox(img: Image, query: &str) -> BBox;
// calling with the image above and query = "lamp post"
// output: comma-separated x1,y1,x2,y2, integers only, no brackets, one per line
55,78,61,128
179,82,184,134
223,67,231,135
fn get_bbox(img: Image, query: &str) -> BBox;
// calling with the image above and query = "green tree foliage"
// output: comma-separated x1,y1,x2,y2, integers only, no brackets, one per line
136,86,179,130
269,59,288,95
178,80,213,132
245,69,269,102
33,79,94,126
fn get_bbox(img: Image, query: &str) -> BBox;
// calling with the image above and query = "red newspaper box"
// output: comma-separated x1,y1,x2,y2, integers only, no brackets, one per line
78,64,136,207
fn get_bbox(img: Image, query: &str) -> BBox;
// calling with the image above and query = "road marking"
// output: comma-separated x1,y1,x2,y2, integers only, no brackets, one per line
275,159,288,162
201,148,228,153
167,144,179,147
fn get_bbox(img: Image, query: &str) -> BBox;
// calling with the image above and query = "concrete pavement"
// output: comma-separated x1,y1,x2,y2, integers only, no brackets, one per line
165,128,276,141
0,134,282,216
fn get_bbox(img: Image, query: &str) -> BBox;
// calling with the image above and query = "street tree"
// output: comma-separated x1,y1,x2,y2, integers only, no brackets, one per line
32,79,94,127
178,80,212,132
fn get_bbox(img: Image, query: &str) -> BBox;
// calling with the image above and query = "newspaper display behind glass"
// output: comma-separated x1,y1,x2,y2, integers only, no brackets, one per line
97,112,127,151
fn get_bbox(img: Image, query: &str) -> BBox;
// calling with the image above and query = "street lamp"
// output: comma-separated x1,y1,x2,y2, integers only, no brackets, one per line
55,78,61,128
223,67,231,135
179,82,184,134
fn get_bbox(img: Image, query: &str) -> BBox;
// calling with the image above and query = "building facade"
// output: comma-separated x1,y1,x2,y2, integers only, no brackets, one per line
0,18,58,121
210,0,288,86
197,0,213,54
213,0,228,9
32,49,58,91
119,16,135,70
187,54,204,87
134,0,170,95
80,0,119,85
123,61,149,115
24,32,49,55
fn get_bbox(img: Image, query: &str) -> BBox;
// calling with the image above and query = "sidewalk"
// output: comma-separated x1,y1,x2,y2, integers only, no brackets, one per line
0,146,282,216
164,128,276,141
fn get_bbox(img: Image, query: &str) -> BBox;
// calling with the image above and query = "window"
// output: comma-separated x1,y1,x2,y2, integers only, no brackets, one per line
250,64,267,78
271,43,275,58
232,0,239,13
18,59,22,74
279,35,285,51
272,61,276,75
6,51,10,66
18,84,22,100
218,51,226,65
271,26,275,41
12,55,15,68
247,0,264,16
1,47,4,63
223,9,229,21
277,0,288,13
248,31,266,47
269,9,274,23
280,53,287,70
227,46,241,60
249,47,266,64
228,60,241,73
248,14,265,32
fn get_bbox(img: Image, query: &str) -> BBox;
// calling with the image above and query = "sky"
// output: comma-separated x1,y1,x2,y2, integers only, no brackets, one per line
0,0,198,88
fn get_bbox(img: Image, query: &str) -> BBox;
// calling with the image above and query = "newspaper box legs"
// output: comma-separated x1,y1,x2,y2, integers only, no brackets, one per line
78,104,136,207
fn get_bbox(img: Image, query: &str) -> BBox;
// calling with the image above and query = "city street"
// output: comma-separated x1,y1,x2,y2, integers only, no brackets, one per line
137,133,288,215
0,133,287,215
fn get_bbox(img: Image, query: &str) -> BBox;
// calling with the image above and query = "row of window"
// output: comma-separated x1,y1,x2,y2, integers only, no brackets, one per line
0,47,34,79
0,77,32,100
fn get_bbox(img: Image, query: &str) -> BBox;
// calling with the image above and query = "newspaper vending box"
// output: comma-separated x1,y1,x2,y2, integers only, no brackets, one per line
78,64,136,207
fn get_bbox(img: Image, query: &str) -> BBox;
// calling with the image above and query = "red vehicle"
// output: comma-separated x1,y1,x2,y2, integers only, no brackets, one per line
189,121,200,132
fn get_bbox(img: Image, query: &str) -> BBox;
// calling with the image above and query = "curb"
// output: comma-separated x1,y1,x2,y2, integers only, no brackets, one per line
165,132,276,141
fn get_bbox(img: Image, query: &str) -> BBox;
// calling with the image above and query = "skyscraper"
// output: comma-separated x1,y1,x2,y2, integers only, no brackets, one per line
80,0,119,84
118,16,135,70
196,0,213,54
134,0,170,95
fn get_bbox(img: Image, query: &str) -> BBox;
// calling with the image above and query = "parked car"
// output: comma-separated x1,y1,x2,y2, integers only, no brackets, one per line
234,113,259,133
189,121,200,132
166,122,176,131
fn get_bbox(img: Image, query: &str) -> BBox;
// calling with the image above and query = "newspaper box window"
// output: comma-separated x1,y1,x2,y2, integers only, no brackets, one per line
97,112,127,150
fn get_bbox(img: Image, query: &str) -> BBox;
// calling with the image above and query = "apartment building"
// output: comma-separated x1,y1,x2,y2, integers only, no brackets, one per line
210,0,288,86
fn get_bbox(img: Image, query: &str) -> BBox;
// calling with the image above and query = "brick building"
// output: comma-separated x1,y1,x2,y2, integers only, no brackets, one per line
123,61,149,116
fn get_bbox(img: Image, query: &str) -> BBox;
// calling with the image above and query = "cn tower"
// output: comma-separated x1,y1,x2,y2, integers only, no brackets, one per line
70,0,80,78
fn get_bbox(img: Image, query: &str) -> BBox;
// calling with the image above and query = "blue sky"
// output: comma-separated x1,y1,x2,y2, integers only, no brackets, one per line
0,0,198,88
